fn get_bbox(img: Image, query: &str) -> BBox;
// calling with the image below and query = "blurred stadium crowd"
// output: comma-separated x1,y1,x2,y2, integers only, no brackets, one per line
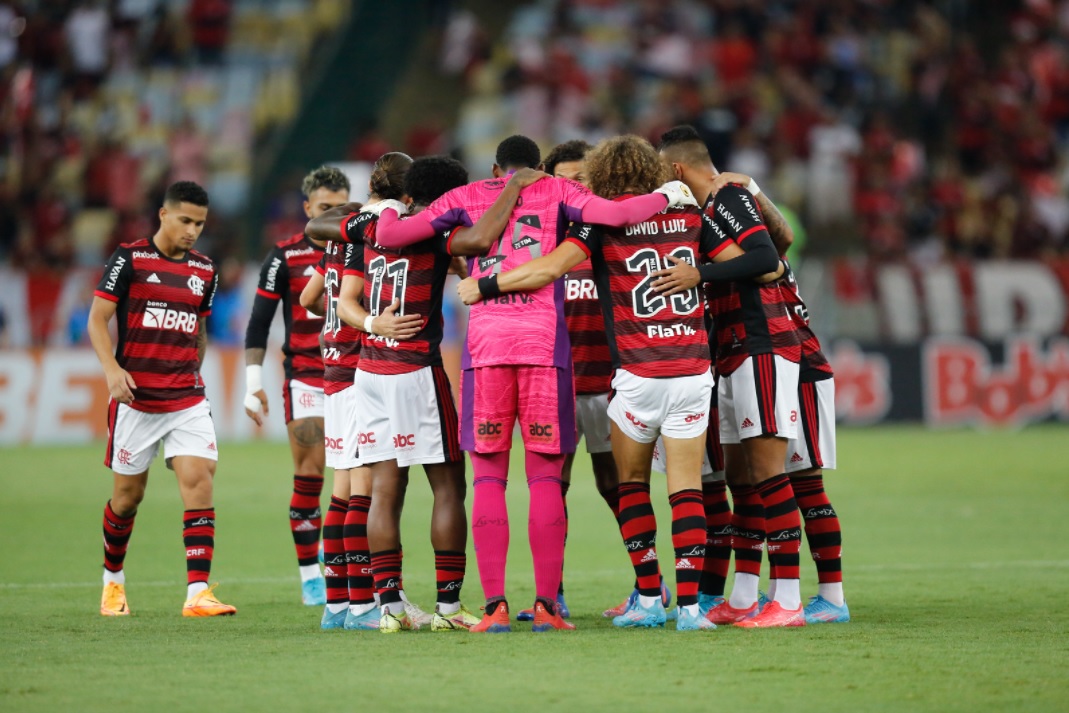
2,0,1069,348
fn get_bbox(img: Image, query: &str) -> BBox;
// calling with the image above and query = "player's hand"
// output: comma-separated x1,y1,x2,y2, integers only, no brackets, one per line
654,180,699,208
371,299,422,340
106,366,137,405
509,168,549,188
362,199,408,217
710,172,754,196
244,389,269,426
651,255,701,295
448,255,469,279
457,277,482,305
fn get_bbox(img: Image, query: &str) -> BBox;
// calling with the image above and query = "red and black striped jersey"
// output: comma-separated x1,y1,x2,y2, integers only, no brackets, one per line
780,259,833,382
702,186,802,375
317,241,362,395
248,233,325,386
564,198,733,379
342,212,452,375
94,238,218,413
564,257,612,394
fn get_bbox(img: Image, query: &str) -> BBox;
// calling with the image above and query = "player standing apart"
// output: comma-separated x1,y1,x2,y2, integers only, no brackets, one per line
90,181,235,617
656,127,807,627
376,135,697,632
244,166,350,606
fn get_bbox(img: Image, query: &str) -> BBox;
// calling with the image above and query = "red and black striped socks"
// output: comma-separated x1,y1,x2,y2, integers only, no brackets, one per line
371,549,403,613
344,496,374,612
616,482,661,598
727,484,764,608
791,473,844,605
290,475,323,575
435,550,465,610
102,501,135,583
700,480,732,598
323,496,348,610
758,474,803,609
183,508,215,598
669,489,706,608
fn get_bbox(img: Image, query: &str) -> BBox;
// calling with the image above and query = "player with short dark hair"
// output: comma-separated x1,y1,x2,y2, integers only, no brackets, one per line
655,126,808,628
495,134,543,173
373,134,697,633
243,165,351,606
89,181,235,618
456,135,780,631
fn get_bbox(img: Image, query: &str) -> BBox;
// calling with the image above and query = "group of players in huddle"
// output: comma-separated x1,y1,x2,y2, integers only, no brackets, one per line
90,124,848,632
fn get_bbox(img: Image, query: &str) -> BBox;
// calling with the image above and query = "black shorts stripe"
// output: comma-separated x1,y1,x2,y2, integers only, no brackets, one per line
432,366,461,463
800,381,823,468
282,380,294,424
752,354,778,434
104,400,120,469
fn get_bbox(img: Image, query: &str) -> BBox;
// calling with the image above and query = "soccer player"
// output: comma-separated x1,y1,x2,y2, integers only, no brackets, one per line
89,180,235,617
304,152,442,630
512,140,592,621
706,170,848,623
300,238,370,629
374,134,697,632
457,135,781,631
244,166,351,606
655,126,808,627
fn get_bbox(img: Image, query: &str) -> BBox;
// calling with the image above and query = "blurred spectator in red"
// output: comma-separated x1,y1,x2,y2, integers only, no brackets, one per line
188,0,231,65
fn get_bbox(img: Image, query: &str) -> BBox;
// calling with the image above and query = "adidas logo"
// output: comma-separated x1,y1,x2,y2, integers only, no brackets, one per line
323,566,338,577
640,548,658,563
677,558,696,570
207,442,217,451
294,520,318,532
147,273,161,284
790,452,804,463
740,417,755,429
304,266,317,276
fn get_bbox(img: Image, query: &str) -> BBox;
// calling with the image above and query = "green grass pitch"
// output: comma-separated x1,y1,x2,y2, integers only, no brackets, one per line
2,426,1068,712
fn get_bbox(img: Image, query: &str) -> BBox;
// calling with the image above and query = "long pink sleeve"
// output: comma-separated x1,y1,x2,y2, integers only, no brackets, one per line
373,208,436,248
578,193,669,227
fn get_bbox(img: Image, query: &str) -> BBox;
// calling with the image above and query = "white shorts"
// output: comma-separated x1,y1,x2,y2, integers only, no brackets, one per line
353,366,461,468
285,379,324,423
607,368,714,444
651,435,720,478
576,393,613,454
719,354,800,444
786,378,837,472
105,400,218,476
324,385,361,470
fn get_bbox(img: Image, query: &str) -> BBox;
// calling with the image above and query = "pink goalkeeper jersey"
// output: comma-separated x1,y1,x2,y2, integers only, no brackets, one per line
422,176,597,369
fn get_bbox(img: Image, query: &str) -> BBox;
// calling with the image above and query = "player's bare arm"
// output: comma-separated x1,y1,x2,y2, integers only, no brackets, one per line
300,270,326,317
456,241,587,305
337,274,422,340
709,172,794,255
650,243,785,295
304,202,364,242
448,168,549,256
88,296,137,405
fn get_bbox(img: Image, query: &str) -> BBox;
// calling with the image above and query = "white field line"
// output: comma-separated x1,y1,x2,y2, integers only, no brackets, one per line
2,560,1069,590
